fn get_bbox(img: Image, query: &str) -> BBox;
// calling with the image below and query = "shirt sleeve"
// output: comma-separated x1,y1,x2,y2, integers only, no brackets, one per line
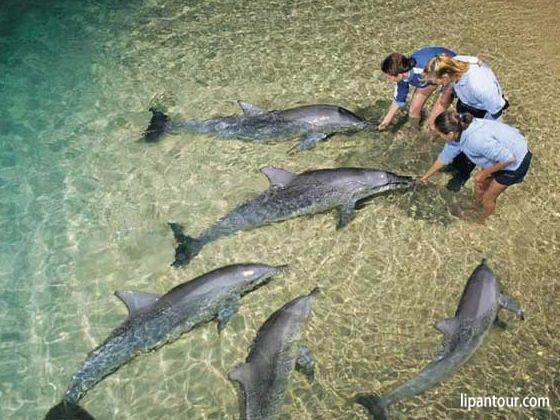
393,80,409,107
438,142,462,165
480,136,515,164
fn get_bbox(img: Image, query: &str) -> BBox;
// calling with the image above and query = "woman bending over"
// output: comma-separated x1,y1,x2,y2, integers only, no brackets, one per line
423,54,510,191
418,111,531,223
377,47,456,132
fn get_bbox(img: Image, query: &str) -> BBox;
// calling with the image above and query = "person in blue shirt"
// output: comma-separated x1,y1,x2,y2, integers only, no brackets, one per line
378,47,456,132
417,111,532,223
423,54,510,191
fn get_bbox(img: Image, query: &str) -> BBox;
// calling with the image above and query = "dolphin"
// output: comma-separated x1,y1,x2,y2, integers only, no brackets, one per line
354,259,524,420
45,263,287,420
169,166,413,267
228,288,319,420
143,101,375,150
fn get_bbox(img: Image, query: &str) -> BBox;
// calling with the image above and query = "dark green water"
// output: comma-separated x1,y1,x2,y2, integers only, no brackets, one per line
0,1,557,419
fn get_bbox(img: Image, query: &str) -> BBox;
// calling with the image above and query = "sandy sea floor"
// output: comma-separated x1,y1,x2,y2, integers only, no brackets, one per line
0,0,558,418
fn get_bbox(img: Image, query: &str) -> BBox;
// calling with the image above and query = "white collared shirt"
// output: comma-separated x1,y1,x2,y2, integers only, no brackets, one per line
452,59,506,118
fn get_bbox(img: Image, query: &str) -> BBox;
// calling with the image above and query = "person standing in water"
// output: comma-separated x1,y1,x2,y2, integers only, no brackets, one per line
378,47,456,132
423,54,510,191
417,111,531,223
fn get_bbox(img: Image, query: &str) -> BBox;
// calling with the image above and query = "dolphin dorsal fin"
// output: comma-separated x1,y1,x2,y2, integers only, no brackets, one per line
434,317,458,337
115,290,161,317
228,363,253,388
260,166,296,188
238,101,266,116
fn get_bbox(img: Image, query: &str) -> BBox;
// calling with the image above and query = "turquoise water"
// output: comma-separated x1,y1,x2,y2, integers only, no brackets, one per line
1,1,558,419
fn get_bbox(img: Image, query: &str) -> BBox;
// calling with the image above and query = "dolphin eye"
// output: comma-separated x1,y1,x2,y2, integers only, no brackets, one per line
242,270,255,277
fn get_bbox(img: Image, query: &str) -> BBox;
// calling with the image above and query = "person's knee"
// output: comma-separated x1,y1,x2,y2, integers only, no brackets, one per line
408,110,421,119
409,99,426,117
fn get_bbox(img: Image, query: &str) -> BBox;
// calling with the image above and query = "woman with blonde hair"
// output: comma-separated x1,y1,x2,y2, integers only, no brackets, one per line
417,111,531,223
377,47,456,132
423,54,510,191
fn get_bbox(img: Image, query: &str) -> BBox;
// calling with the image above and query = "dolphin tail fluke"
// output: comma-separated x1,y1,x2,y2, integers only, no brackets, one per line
353,394,389,420
45,401,95,420
144,107,170,143
168,222,203,267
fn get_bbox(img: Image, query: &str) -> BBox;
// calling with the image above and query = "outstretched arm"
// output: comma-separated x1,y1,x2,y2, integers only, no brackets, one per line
379,80,409,131
417,159,445,182
428,85,454,130
378,102,400,131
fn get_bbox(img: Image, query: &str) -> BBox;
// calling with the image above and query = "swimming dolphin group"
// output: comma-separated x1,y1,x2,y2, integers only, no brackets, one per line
144,101,375,150
44,96,525,419
46,259,523,419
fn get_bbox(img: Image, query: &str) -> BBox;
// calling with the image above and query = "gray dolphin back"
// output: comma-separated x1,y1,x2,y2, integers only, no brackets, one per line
168,167,412,267
229,288,319,419
142,102,374,148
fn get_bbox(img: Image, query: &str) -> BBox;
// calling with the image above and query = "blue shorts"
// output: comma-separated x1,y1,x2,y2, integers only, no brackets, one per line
493,151,532,186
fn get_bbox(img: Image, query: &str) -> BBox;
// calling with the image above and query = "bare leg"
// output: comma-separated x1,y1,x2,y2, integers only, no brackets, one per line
479,179,508,223
409,85,438,121
474,176,493,203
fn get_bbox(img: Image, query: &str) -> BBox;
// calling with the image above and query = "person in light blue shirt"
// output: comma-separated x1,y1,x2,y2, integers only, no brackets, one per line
423,54,510,191
423,54,509,127
417,111,532,223
377,47,456,131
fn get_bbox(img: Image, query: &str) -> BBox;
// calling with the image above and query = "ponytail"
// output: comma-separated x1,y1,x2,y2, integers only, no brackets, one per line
381,53,416,76
458,112,473,129
424,54,469,83
435,111,473,138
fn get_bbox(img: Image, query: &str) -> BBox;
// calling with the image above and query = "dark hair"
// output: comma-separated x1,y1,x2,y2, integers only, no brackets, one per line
435,111,473,137
381,53,417,76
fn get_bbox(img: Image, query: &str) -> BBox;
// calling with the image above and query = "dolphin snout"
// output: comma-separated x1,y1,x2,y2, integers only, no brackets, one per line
393,176,414,188
363,122,379,132
274,264,290,274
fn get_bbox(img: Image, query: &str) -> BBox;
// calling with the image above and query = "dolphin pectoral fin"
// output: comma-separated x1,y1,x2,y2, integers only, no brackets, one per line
498,294,525,320
295,346,315,383
260,166,296,188
115,291,161,318
434,318,459,359
297,133,328,151
237,100,267,116
435,317,458,336
228,362,252,388
336,203,356,230
217,303,240,333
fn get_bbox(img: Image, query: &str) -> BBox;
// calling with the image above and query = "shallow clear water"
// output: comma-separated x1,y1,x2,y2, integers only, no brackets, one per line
0,0,558,419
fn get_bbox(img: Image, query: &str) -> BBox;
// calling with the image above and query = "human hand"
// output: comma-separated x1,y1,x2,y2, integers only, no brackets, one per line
377,121,390,132
415,175,428,184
